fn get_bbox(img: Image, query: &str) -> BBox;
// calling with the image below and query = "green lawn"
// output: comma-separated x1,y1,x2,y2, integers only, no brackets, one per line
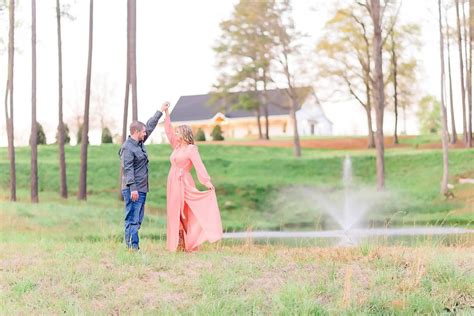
1,144,473,231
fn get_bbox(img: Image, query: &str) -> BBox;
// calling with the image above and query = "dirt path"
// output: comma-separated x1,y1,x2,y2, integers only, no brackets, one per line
204,136,469,150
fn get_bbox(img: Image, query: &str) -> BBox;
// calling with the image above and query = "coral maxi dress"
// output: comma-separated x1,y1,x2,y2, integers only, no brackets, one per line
164,114,223,251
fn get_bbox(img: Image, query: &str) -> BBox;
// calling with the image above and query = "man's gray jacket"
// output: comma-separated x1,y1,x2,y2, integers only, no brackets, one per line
119,111,163,192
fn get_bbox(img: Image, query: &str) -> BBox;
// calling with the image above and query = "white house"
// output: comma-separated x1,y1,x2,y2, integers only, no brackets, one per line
296,93,333,136
162,88,334,141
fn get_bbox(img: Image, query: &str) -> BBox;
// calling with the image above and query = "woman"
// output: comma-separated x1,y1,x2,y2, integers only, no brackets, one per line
162,102,223,252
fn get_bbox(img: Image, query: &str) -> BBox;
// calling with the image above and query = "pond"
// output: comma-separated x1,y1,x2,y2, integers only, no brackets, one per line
222,227,474,247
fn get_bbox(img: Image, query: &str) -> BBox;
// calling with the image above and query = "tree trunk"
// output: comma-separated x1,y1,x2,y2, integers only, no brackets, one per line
446,8,458,144
31,0,38,203
78,0,93,201
121,72,129,144
370,0,385,190
119,0,131,201
254,79,263,139
290,96,301,157
281,49,302,157
469,0,473,147
255,107,263,139
456,0,468,144
5,0,16,201
438,0,450,195
262,70,270,140
122,51,130,143
364,102,375,148
464,1,473,147
393,100,399,144
365,69,375,148
56,0,67,199
263,100,269,140
391,32,399,145
129,0,138,121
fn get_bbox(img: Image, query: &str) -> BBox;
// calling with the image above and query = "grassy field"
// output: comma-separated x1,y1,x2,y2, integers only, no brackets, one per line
1,196,473,314
1,143,473,231
1,240,473,314
1,143,473,314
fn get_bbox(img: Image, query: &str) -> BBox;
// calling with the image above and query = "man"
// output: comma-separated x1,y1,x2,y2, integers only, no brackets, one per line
119,102,169,250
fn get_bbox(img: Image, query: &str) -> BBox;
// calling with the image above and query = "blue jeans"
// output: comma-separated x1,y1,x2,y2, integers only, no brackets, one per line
122,188,147,249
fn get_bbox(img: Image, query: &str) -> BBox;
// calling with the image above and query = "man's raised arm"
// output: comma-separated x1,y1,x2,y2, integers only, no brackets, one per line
143,111,162,142
143,102,170,142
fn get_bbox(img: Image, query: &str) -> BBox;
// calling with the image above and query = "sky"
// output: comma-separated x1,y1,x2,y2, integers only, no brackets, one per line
0,0,458,146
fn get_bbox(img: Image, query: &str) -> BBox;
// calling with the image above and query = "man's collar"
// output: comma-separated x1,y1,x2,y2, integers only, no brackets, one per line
128,135,140,145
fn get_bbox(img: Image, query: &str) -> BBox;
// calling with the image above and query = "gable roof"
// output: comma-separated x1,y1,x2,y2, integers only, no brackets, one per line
297,93,333,125
170,88,310,122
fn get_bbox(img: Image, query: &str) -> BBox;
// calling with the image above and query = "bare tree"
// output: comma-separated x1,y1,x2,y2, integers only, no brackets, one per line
469,0,473,146
390,30,400,144
455,0,468,144
381,5,404,146
463,0,473,146
279,57,303,158
253,77,263,140
78,0,93,201
4,0,16,201
361,0,388,189
122,3,130,145
273,0,305,157
371,0,386,189
438,0,450,195
445,6,458,143
262,68,270,139
386,22,421,144
121,69,129,143
31,0,38,203
316,7,376,148
56,0,67,198
129,0,137,120
119,0,132,200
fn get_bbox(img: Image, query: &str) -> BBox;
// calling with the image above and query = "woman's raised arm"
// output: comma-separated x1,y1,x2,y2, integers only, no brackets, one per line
164,107,178,149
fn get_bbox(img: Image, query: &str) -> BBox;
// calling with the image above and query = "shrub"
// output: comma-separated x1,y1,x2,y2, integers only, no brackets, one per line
211,125,224,141
195,128,206,141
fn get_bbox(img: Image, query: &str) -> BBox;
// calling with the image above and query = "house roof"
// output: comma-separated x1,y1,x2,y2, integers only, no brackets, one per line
297,93,333,125
170,88,310,122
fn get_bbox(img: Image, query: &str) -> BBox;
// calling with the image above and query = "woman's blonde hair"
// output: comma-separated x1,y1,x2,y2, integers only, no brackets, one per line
176,125,194,145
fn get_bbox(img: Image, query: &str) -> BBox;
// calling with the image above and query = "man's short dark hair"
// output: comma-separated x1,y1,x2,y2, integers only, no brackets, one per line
129,121,146,134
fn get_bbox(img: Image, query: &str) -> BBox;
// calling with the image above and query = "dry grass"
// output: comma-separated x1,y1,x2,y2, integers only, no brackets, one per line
1,241,473,314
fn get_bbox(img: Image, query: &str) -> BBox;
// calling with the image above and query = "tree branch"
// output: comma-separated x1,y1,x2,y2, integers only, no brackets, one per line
381,0,402,47
342,74,367,109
